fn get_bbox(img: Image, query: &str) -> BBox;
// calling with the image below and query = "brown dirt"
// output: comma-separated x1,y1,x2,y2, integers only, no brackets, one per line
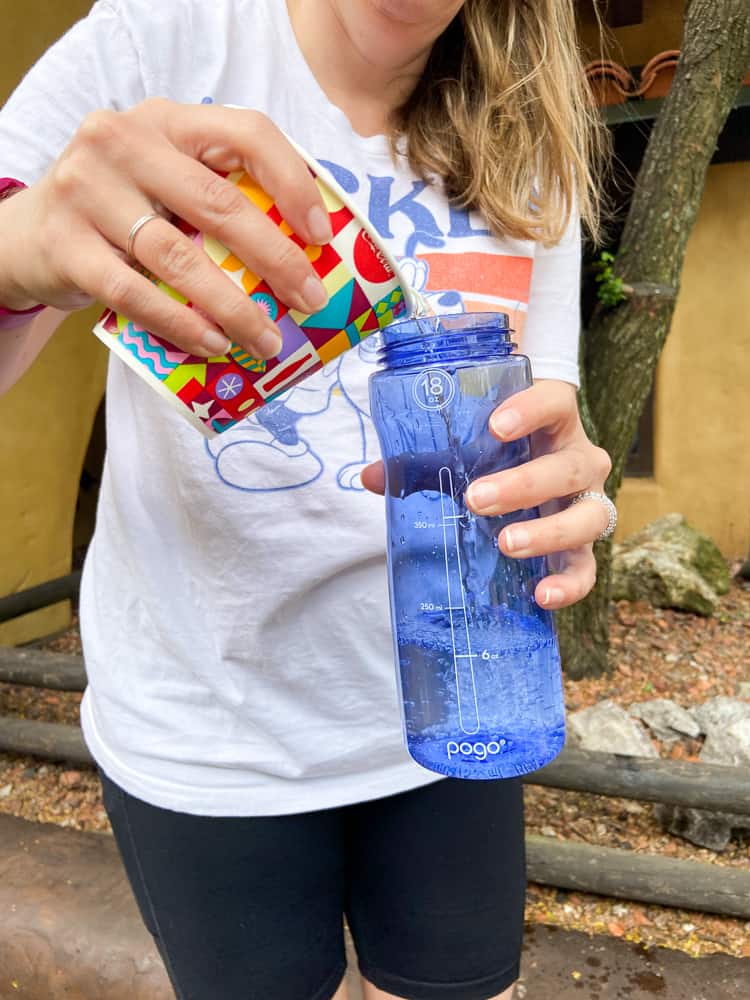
1,577,749,959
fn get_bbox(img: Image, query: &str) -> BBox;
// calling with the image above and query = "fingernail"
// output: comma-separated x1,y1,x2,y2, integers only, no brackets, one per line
504,526,530,553
307,205,333,245
301,274,329,312
491,409,521,439
541,587,565,607
255,328,283,359
201,329,232,356
467,483,500,513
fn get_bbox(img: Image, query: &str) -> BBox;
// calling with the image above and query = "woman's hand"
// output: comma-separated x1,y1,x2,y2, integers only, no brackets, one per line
0,100,333,359
361,379,612,611
464,380,612,609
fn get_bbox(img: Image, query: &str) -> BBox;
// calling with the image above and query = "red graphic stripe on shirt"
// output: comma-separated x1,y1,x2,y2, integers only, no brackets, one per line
421,252,533,304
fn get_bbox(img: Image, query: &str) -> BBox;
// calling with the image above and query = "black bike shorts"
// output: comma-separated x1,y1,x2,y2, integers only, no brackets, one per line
101,769,525,1000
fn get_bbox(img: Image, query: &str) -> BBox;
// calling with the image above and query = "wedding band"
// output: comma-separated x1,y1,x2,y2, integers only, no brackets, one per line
126,212,162,260
569,490,618,541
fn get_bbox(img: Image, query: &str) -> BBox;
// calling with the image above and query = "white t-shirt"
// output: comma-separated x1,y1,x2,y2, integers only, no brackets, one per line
0,0,581,815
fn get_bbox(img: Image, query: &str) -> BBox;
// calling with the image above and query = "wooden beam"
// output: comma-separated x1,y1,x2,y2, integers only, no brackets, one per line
0,717,93,767
0,714,746,823
524,747,750,817
0,647,86,691
0,710,747,820
0,571,81,624
526,835,750,918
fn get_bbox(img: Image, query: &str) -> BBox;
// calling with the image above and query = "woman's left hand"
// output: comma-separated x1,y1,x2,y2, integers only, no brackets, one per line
361,379,612,611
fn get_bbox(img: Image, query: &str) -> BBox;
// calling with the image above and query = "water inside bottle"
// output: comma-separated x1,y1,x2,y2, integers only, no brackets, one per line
389,450,565,779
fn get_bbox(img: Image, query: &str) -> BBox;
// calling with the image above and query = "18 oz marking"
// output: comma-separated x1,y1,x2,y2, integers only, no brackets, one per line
412,369,455,411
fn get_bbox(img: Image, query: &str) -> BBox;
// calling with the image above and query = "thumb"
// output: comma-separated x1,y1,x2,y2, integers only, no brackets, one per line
360,460,385,495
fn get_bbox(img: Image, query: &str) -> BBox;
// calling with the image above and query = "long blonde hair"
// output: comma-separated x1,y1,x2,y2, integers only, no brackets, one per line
393,0,606,245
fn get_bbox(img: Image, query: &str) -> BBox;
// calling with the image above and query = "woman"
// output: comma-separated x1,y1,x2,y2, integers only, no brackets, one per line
0,2,612,998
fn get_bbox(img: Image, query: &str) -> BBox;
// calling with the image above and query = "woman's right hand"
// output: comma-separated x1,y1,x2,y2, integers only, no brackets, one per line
0,99,334,359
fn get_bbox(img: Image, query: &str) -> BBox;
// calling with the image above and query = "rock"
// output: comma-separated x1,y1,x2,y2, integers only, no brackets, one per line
611,513,730,615
692,696,750,736
736,682,750,700
59,770,83,789
659,706,750,851
656,804,750,852
699,718,750,767
567,700,658,758
622,801,645,815
628,698,701,743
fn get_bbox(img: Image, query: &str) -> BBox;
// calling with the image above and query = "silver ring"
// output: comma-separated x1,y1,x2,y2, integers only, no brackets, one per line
126,212,162,260
569,490,618,541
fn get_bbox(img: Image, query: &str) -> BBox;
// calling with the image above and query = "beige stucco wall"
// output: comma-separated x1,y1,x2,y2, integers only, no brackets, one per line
3,2,93,100
579,0,687,65
0,1,106,645
617,161,750,555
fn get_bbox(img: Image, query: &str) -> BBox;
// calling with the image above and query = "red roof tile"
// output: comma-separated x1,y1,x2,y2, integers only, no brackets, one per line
585,50,750,106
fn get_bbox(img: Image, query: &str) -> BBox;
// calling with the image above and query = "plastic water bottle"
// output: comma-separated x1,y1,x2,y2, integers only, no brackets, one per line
369,312,565,779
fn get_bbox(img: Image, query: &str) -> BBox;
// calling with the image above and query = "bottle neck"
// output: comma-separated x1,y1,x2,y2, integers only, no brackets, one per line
377,312,515,370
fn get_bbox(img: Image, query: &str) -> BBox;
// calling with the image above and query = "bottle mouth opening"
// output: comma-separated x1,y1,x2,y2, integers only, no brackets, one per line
378,311,515,365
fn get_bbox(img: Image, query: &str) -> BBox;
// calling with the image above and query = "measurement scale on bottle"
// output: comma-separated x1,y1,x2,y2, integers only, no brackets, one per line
438,466,481,735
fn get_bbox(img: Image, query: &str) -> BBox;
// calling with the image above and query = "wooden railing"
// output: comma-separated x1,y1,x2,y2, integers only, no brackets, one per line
1,580,749,919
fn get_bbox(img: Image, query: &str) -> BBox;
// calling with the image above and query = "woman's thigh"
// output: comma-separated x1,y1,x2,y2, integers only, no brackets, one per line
345,777,525,1000
100,770,348,1000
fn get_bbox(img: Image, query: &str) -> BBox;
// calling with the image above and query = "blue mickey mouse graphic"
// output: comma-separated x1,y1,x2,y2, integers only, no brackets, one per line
204,336,383,494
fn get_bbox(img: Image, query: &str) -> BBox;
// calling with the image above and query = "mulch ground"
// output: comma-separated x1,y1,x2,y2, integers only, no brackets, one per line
0,568,748,959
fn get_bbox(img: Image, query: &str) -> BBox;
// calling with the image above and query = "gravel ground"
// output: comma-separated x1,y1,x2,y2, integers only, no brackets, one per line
0,571,748,959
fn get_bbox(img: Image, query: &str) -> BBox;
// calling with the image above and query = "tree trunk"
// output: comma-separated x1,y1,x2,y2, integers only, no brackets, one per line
739,535,750,580
560,0,750,676
557,539,612,677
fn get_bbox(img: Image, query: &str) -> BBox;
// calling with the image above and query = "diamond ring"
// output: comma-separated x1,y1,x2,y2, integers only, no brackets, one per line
569,490,618,541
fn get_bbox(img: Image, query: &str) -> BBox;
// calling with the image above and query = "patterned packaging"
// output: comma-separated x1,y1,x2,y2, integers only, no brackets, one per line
93,150,411,437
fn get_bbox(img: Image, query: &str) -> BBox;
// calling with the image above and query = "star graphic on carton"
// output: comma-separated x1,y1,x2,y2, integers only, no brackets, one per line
191,400,214,420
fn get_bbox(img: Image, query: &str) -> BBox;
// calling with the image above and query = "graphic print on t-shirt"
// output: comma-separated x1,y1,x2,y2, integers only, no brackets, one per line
204,159,534,495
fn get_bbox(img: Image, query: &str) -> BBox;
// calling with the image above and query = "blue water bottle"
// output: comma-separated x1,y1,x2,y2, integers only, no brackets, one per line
369,312,565,779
